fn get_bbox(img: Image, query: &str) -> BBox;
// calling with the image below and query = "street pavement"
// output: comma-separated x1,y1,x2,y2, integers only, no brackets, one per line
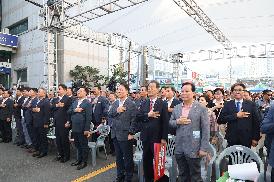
0,142,119,182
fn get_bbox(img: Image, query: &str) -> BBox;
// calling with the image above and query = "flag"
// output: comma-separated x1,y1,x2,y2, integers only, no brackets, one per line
154,143,166,181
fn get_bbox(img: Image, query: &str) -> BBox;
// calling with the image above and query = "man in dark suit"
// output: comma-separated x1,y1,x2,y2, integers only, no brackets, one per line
91,86,109,142
91,86,109,126
31,88,51,158
134,85,148,109
52,84,72,163
218,83,260,148
261,105,274,181
107,92,117,155
165,86,181,135
13,88,26,146
0,90,13,143
67,87,76,101
66,87,92,170
137,80,169,182
109,83,137,182
20,87,32,149
22,88,38,153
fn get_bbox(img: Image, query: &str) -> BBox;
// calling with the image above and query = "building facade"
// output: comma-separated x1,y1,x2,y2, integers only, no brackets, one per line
1,0,109,89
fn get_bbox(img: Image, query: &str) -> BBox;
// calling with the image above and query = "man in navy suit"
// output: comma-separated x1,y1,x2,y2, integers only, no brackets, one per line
13,88,26,145
134,85,148,109
52,84,72,163
109,83,137,182
0,90,13,143
66,87,92,170
91,86,109,126
165,86,181,135
31,88,51,158
22,88,38,152
137,80,169,182
261,105,274,181
218,83,260,148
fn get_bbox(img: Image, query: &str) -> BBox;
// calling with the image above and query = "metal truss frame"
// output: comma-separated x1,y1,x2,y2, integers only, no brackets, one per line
44,0,150,30
173,0,232,48
33,0,235,89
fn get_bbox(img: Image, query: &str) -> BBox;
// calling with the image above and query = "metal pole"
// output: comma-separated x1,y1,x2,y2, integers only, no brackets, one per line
55,32,58,90
128,41,132,86
229,57,232,86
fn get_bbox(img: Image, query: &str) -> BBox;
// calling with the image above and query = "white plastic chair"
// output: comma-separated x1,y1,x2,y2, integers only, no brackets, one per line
88,124,110,167
47,126,56,140
165,134,177,182
133,132,143,182
215,145,264,179
47,117,56,140
11,116,17,143
201,143,217,182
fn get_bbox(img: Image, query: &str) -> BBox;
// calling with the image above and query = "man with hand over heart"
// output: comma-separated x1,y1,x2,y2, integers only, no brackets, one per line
169,82,209,182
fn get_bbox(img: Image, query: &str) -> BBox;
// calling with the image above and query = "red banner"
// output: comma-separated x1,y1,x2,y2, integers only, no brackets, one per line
154,143,166,181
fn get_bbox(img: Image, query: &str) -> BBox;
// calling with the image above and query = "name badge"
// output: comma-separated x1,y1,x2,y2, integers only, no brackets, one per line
193,131,200,139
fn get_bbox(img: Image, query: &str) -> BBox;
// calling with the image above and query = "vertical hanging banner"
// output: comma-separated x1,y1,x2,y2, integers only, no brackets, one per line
154,143,166,181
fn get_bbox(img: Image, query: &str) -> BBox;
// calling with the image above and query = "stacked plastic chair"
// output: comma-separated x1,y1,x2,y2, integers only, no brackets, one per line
133,132,143,182
165,134,177,182
88,124,110,167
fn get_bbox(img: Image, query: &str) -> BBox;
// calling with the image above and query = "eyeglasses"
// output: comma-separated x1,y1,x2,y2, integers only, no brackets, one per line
267,94,272,96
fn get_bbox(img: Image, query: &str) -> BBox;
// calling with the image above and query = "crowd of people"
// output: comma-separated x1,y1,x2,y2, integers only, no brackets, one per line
0,81,273,182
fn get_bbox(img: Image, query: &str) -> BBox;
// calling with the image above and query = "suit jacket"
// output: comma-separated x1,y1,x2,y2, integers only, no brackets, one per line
68,98,92,133
51,95,72,129
22,97,36,125
0,98,13,121
31,98,51,128
261,105,274,167
169,101,210,158
13,96,25,119
109,98,137,141
92,96,109,125
166,98,181,119
218,100,260,147
134,97,147,110
166,98,181,135
136,98,169,143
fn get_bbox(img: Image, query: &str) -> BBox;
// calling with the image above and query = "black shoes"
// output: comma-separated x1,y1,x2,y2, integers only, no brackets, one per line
71,161,87,170
76,162,87,170
113,176,125,182
60,157,70,163
53,156,62,162
37,153,47,158
20,144,28,148
32,152,40,157
4,139,11,143
17,142,25,146
71,161,82,166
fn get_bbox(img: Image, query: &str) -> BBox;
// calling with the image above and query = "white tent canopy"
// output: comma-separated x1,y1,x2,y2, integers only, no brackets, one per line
85,0,274,54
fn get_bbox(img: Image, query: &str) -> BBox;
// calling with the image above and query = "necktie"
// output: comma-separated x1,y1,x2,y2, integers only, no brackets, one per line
150,100,154,111
236,101,241,112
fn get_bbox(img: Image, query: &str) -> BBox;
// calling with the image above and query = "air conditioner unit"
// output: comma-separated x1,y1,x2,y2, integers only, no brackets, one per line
2,28,9,34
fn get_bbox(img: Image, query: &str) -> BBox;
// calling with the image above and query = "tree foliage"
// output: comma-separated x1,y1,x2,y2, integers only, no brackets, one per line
69,65,106,88
106,65,128,92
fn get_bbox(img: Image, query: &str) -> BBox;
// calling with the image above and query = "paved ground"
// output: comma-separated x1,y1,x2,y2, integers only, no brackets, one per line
0,142,119,182
1,141,271,182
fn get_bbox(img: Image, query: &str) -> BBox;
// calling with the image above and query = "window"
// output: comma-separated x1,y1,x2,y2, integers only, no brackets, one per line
16,69,27,82
9,19,28,35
